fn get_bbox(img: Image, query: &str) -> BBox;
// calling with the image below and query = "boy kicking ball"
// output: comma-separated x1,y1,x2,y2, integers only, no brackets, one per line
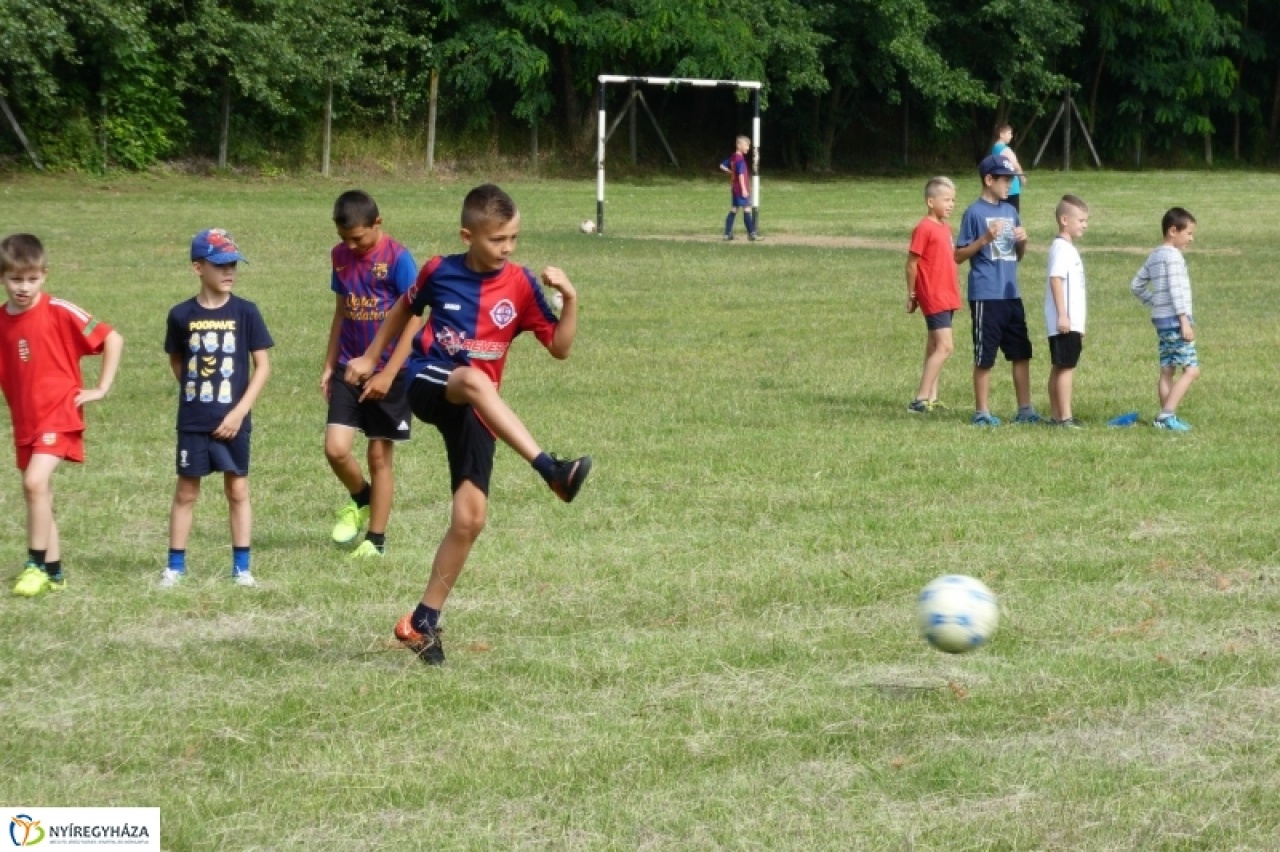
346,183,591,665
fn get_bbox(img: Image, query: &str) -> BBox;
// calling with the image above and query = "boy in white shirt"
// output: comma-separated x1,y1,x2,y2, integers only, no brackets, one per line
1045,195,1089,427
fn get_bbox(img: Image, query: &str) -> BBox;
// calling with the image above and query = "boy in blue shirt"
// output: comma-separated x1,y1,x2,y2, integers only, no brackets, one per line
161,230,273,587
954,155,1040,426
719,136,758,241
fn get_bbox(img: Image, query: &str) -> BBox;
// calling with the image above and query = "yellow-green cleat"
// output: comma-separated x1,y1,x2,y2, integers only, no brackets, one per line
13,563,60,597
349,540,384,559
331,501,370,544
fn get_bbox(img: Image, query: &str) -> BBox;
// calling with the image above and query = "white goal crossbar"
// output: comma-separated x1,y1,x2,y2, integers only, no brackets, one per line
595,75,762,235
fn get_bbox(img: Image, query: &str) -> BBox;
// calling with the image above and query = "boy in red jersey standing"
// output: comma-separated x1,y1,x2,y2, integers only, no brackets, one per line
0,234,124,596
322,190,420,558
719,135,759,241
905,176,962,413
346,184,591,665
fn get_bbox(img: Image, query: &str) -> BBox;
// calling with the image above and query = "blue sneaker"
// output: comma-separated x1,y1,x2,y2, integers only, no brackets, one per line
1107,412,1140,428
1014,411,1043,425
971,412,1001,426
1153,415,1192,432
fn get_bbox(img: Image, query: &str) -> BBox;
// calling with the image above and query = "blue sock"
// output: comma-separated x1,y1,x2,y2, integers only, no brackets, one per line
412,603,440,632
744,211,755,234
724,212,736,235
168,549,186,572
232,546,251,575
532,452,555,482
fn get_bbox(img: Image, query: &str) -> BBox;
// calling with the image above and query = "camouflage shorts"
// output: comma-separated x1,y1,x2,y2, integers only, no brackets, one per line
1157,327,1199,369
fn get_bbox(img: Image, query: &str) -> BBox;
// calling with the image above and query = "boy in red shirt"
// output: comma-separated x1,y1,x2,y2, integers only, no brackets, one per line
905,177,962,413
0,234,124,596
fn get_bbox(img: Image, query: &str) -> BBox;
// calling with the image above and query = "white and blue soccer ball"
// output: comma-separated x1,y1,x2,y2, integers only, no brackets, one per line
916,574,999,654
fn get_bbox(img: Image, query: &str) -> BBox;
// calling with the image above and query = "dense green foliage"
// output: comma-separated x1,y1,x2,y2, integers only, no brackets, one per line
1,0,1278,171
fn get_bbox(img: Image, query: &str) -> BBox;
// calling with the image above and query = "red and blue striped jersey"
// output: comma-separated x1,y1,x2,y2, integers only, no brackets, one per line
402,254,558,390
331,234,417,368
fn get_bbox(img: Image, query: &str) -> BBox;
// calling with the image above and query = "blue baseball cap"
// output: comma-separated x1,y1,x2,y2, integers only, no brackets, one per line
190,228,247,264
978,154,1022,178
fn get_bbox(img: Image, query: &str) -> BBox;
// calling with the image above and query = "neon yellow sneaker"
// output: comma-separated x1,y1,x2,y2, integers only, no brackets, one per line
331,501,370,544
349,540,384,560
13,563,51,597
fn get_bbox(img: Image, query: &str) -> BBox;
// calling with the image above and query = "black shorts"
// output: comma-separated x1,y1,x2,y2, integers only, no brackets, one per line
327,372,412,442
1048,332,1083,369
970,299,1033,368
177,430,251,477
407,374,495,496
1006,193,1021,213
925,310,955,331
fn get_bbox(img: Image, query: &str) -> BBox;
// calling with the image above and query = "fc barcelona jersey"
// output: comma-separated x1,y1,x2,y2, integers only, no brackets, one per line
331,235,417,368
402,254,558,390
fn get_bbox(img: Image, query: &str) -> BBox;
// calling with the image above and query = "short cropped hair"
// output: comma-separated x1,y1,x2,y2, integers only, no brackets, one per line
925,176,954,199
461,184,518,230
995,123,1012,135
1162,207,1196,236
736,135,751,147
333,190,380,229
1056,194,1088,219
0,233,46,275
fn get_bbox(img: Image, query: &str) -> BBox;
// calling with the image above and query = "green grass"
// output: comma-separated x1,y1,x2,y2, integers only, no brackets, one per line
3,169,1280,849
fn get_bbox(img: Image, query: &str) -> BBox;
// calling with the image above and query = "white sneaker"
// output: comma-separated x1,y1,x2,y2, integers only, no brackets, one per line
159,568,184,588
232,571,257,587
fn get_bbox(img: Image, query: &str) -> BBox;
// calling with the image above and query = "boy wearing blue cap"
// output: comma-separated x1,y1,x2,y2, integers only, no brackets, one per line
955,154,1040,426
160,229,274,587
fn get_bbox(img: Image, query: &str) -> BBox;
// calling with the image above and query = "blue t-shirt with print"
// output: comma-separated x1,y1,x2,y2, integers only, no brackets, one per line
958,197,1022,301
164,294,274,432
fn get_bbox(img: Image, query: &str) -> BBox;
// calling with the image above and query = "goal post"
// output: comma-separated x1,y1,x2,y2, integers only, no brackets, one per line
595,75,762,235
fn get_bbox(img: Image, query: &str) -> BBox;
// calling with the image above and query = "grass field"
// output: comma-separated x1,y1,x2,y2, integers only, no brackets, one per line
3,168,1280,850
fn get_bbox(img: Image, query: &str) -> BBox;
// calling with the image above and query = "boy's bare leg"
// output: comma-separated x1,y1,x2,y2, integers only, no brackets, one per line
169,476,202,550
1049,366,1074,420
972,366,992,412
366,440,394,535
225,474,251,548
421,481,487,611
916,328,953,402
1162,366,1200,415
1158,366,1175,409
446,367,540,461
23,453,62,562
1012,359,1032,408
324,425,366,494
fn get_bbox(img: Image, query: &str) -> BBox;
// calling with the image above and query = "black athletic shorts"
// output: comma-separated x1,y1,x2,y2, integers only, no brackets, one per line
407,373,495,496
176,430,251,477
327,372,412,442
1048,332,1084,369
970,298,1033,368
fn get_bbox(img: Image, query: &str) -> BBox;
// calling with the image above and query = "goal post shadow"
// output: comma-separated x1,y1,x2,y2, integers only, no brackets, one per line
594,75,762,236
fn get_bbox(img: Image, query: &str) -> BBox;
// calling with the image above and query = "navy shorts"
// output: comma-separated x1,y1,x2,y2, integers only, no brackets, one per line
731,194,751,208
327,372,412,442
1048,332,1083,369
177,430,250,477
970,299,1033,368
925,310,955,331
407,373,495,496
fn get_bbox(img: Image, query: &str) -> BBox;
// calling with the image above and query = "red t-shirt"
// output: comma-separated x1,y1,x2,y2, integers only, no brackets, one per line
0,294,114,446
908,217,962,316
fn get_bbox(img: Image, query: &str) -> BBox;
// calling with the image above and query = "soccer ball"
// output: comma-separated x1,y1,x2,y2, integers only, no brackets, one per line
580,219,596,234
916,574,998,654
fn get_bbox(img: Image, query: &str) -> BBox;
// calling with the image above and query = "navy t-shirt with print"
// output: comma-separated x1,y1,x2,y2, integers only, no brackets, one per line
164,295,274,432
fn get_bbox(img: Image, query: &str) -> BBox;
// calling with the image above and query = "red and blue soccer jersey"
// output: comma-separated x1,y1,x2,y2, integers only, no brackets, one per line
727,151,750,200
402,254,558,391
331,234,417,368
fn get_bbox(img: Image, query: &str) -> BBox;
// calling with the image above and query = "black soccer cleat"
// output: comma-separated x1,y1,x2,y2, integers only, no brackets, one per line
395,614,445,666
548,454,592,503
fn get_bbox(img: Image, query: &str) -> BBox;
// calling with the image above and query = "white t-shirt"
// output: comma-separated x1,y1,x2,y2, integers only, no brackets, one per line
1044,237,1086,334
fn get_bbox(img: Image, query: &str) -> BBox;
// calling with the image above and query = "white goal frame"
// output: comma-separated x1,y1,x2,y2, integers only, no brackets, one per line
595,75,762,235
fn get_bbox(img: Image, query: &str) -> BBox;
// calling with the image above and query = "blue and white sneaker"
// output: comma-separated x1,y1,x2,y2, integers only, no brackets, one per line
1153,415,1192,432
971,412,1001,426
1014,411,1043,425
